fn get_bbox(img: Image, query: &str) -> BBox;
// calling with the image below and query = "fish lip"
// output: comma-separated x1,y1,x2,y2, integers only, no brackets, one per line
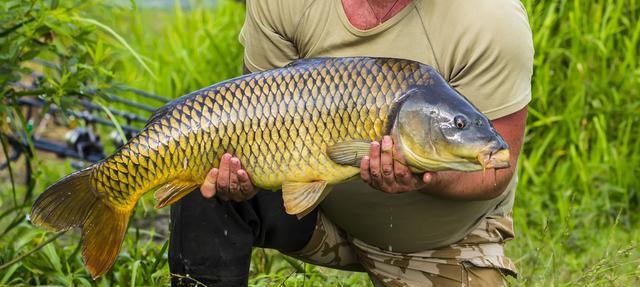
476,148,510,169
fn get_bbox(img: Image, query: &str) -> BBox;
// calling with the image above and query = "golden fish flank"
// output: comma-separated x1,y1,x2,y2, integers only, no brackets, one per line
30,57,510,279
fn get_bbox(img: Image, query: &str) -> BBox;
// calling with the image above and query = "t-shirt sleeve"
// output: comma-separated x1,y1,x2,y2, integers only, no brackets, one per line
239,0,304,72
435,0,534,120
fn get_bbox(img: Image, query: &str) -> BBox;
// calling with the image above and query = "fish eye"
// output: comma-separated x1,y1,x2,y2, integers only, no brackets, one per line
454,115,467,129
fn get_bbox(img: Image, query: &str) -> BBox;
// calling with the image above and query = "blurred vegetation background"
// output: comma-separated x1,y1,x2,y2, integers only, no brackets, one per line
0,0,639,286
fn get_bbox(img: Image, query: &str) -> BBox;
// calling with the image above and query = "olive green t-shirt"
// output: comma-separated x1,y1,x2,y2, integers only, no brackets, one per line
239,0,533,252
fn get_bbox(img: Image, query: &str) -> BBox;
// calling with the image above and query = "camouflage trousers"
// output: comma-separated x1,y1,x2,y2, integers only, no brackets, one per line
288,212,517,287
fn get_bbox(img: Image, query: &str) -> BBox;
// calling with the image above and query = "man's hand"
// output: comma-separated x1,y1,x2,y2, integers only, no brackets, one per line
360,135,433,194
200,153,256,201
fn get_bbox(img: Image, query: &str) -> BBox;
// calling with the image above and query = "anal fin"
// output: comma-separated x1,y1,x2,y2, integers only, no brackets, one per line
327,140,371,167
282,181,332,219
154,180,198,209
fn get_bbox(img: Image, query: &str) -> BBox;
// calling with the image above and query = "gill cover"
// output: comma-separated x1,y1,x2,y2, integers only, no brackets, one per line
392,86,449,172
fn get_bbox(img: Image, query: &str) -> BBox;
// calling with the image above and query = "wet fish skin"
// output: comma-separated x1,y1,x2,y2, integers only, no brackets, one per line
93,57,434,209
30,57,507,279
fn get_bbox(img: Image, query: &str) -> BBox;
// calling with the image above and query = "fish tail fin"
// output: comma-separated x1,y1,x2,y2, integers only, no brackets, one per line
31,168,131,279
81,200,129,279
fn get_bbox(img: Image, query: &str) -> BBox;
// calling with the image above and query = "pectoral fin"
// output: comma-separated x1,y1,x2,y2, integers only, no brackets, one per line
282,180,331,219
327,140,371,167
154,180,198,209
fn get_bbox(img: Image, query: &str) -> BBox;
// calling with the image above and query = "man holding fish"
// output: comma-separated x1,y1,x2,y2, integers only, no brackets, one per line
29,0,533,285
169,0,533,286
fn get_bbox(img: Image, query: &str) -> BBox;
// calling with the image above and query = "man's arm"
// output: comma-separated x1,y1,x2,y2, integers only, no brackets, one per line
361,106,527,200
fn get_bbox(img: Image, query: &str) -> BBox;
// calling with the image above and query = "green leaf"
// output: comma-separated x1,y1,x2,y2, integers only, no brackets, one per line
0,262,21,284
72,16,157,80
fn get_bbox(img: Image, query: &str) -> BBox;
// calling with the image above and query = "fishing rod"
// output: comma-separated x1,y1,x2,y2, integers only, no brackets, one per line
0,74,171,175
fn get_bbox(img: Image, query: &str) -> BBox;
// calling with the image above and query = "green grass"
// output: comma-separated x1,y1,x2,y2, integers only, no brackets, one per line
507,0,640,285
1,0,640,286
104,0,245,99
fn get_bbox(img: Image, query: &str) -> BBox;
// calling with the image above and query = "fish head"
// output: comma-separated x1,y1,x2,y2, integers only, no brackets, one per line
392,83,510,172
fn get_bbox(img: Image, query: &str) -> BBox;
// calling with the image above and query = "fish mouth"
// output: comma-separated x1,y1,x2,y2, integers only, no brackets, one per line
476,148,510,170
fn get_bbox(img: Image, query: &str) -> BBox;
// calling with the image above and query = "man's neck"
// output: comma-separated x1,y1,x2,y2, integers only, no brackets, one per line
342,0,412,30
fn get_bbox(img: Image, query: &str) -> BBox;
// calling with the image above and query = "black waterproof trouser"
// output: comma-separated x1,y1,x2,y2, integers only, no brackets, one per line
168,189,318,287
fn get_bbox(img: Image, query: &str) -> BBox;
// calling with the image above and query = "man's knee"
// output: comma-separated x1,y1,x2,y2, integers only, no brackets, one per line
168,189,319,285
169,191,255,286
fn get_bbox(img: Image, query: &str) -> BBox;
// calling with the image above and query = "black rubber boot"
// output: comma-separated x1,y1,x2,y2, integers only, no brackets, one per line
169,189,318,287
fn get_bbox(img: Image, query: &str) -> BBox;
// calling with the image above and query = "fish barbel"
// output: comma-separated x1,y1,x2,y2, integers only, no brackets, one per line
30,57,510,278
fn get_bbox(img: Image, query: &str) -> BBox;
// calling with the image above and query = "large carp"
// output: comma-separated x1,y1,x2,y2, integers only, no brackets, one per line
31,57,510,278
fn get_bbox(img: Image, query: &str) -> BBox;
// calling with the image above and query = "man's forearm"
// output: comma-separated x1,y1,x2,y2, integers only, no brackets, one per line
420,167,515,200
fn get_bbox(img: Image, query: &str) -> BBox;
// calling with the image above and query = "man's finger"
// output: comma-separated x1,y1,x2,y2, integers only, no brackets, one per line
229,157,241,201
237,169,255,197
392,144,412,185
216,153,232,194
368,141,382,186
201,168,218,199
423,172,435,185
360,156,371,183
380,136,395,186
